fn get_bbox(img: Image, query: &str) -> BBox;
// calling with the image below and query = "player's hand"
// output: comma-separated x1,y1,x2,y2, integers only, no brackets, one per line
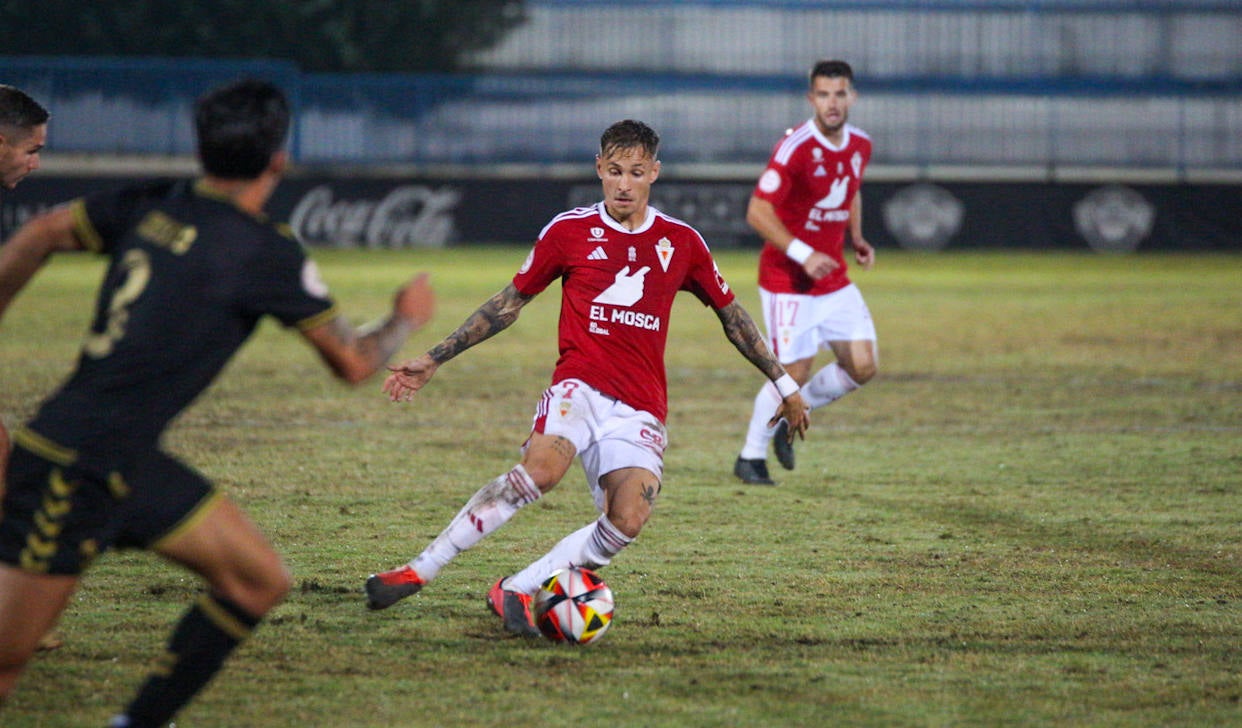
803,251,839,281
383,353,438,402
854,238,875,270
394,272,435,330
770,392,810,440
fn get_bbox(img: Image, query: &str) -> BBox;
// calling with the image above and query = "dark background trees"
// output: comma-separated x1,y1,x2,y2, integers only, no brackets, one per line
1,1,526,72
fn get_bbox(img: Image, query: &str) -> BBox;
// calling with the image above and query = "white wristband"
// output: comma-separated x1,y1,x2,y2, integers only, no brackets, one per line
785,238,814,265
774,373,800,399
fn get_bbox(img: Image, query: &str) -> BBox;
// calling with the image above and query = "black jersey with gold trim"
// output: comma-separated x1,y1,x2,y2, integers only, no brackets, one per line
25,179,336,472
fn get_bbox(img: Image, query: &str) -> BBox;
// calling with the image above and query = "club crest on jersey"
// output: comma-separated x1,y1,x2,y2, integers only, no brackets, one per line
851,151,863,178
654,238,674,272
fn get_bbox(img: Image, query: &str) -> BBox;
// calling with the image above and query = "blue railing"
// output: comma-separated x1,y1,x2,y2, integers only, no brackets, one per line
5,56,1238,172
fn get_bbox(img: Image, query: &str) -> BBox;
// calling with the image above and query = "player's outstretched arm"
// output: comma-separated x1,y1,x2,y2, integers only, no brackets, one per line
714,300,810,440
0,206,83,325
303,272,435,385
383,282,533,402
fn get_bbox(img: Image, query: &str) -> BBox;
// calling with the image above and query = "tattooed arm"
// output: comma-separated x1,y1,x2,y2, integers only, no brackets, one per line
425,283,533,365
304,271,435,384
715,300,810,438
383,283,534,401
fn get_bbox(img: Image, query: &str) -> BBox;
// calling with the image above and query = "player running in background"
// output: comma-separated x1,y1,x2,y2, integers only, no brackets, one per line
0,79,434,727
0,84,50,494
733,59,878,486
367,119,809,636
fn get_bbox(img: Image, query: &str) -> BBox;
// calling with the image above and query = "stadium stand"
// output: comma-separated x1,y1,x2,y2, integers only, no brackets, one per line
1,1,1239,176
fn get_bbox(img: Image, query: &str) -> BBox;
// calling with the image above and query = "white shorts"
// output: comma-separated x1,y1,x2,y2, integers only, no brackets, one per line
759,283,877,364
529,378,667,511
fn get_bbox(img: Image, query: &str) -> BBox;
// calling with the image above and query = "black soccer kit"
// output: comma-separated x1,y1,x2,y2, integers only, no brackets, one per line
0,179,337,574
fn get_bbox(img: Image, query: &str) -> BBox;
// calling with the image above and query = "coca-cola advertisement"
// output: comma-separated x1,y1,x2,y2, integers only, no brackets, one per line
270,176,589,248
3,174,1241,251
280,182,462,249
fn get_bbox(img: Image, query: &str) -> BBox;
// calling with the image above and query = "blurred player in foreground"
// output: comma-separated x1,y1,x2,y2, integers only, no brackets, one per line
733,59,878,486
0,79,434,727
0,85,56,651
0,84,50,489
367,119,809,636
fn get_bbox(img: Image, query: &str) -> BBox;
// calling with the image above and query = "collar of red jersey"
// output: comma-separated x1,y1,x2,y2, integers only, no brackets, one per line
596,202,657,235
807,119,851,152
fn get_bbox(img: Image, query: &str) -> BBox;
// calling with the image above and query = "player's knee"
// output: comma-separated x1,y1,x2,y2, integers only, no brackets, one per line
611,517,645,540
518,461,566,493
527,472,561,494
845,358,877,385
240,572,290,617
269,563,294,604
605,507,649,539
215,556,291,616
257,561,293,612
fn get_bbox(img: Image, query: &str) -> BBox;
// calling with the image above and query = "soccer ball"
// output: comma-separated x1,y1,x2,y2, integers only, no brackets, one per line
534,567,614,645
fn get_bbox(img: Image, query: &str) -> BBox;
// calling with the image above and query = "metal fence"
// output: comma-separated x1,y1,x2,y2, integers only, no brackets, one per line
2,1,1239,176
471,0,1242,81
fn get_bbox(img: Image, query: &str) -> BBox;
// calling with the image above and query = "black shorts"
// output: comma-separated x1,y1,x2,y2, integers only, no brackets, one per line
0,436,216,576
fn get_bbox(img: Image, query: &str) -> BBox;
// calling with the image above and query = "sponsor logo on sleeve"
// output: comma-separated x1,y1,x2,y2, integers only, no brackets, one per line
758,169,782,194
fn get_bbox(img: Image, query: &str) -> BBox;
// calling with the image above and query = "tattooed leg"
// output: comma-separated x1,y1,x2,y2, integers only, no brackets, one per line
504,468,656,594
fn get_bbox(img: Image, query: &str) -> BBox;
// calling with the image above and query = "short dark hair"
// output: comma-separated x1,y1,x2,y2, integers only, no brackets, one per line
194,78,290,179
809,60,855,88
0,85,50,131
599,119,660,161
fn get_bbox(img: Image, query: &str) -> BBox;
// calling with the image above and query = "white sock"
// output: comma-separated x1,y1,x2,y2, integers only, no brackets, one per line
408,464,541,582
506,515,632,594
802,362,861,410
739,380,783,460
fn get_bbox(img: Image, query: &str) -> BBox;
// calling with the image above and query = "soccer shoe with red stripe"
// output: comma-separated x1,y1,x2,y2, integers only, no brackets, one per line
365,565,425,610
487,577,541,637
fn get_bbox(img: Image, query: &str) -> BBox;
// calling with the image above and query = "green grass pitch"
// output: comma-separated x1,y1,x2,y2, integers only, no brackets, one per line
1,247,1239,727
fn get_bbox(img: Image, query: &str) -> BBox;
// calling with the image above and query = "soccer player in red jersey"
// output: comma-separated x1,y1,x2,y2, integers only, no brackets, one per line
733,60,878,486
367,119,809,635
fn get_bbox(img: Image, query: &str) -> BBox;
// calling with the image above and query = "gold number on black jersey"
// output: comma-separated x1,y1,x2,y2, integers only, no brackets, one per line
83,248,152,359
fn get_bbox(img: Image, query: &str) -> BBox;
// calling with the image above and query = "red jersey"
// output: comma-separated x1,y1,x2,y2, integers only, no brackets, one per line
512,202,735,423
754,120,871,295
